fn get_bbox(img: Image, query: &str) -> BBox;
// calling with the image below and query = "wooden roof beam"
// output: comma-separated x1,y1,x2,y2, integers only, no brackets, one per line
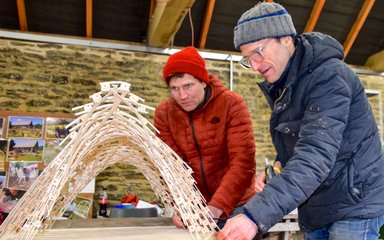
149,0,156,27
147,0,195,48
343,0,375,59
304,0,326,32
16,0,28,31
86,0,93,38
198,0,215,49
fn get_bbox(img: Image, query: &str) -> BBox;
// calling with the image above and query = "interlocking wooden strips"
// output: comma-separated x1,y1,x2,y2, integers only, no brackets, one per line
90,92,102,103
0,81,217,240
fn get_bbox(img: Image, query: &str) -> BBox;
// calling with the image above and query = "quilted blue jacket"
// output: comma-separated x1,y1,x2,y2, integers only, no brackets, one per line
245,32,384,233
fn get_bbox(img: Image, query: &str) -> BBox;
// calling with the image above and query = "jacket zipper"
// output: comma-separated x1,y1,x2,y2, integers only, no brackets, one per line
189,113,211,196
274,88,287,106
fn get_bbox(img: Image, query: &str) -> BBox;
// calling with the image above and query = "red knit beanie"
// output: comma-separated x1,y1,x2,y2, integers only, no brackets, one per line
162,46,209,85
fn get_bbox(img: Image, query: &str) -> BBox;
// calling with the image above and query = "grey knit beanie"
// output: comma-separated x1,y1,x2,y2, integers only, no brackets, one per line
234,2,296,50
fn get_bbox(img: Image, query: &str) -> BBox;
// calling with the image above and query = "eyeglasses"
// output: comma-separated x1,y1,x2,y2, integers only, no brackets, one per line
239,39,274,69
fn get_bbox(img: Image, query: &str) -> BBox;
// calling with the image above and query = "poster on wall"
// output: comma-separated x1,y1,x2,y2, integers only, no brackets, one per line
7,139,44,162
0,118,4,138
0,187,26,224
0,171,6,189
45,117,73,139
6,162,39,191
43,139,68,165
0,112,95,222
0,140,8,170
7,116,44,139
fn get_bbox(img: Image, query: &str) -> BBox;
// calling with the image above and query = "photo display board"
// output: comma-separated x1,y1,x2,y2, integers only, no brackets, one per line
0,111,94,223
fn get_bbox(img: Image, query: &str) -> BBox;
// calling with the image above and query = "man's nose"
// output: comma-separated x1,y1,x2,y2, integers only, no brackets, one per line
179,88,188,99
250,60,262,72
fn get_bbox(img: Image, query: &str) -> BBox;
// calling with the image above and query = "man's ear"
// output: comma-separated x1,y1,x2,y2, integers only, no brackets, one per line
281,36,294,47
201,82,207,88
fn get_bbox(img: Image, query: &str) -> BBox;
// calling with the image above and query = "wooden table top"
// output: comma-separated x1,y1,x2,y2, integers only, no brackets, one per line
35,226,193,240
32,214,299,239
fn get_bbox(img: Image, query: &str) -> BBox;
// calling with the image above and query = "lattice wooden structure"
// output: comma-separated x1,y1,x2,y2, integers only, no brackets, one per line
0,81,217,240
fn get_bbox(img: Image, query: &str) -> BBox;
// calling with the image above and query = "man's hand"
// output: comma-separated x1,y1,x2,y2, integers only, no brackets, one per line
215,214,258,240
254,171,266,193
208,205,223,221
255,161,282,193
172,211,186,228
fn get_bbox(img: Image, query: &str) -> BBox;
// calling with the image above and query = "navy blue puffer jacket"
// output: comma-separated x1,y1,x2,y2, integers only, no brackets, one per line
245,32,384,233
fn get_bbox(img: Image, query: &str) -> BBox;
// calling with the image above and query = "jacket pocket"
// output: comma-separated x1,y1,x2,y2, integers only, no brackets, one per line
274,120,301,157
307,159,363,207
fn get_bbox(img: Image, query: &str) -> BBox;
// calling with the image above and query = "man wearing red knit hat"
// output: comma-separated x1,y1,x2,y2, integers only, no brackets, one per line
154,46,256,229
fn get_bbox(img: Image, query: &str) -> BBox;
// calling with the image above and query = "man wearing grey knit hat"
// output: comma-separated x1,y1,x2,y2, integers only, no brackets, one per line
217,2,384,240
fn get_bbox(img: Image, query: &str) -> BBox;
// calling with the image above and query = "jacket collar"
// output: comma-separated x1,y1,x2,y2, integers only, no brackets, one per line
191,86,212,113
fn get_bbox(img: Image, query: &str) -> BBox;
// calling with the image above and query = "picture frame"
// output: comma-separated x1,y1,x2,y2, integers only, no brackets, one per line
7,116,44,139
7,139,44,162
43,139,67,165
0,140,8,169
45,117,73,139
0,172,6,189
0,118,4,138
6,162,40,191
65,196,93,219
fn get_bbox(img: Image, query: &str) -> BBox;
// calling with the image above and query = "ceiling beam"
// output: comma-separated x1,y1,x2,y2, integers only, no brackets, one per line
147,0,195,48
16,0,28,31
365,50,384,71
343,0,375,59
198,0,215,49
304,0,326,32
86,0,93,38
149,0,156,28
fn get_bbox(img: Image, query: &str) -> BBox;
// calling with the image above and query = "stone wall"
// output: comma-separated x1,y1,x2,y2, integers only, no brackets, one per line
1,38,383,215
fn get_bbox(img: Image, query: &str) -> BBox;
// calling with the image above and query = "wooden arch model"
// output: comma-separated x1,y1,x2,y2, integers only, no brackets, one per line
0,81,217,240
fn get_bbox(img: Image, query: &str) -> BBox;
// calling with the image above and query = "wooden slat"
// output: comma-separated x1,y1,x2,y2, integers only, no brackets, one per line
16,0,28,31
303,0,326,32
343,0,375,59
86,0,93,38
198,0,215,49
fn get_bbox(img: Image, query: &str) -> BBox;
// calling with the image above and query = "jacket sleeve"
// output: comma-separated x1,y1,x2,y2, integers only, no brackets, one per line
245,71,351,234
208,93,256,217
